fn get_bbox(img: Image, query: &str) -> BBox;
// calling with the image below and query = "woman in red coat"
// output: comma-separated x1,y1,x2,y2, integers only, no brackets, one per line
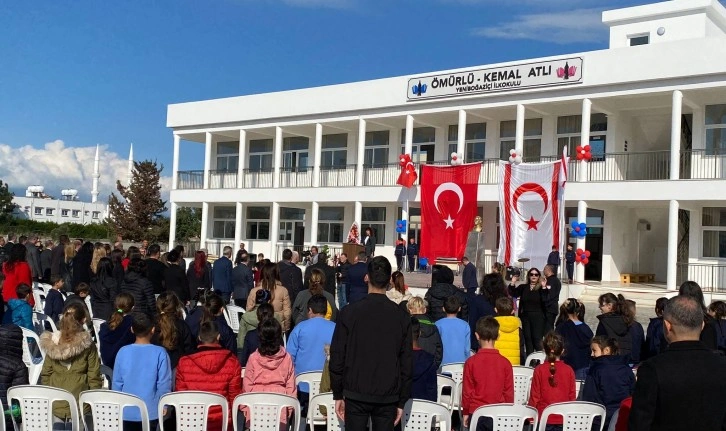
2,243,34,306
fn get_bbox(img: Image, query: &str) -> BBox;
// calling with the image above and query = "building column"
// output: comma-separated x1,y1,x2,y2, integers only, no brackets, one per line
579,99,592,182
313,123,323,188
310,201,319,246
172,135,180,190
354,201,363,231
200,202,209,249
576,200,588,283
270,202,280,259
168,202,178,251
401,201,409,245
515,104,525,155
203,132,212,189
234,202,244,251
355,119,366,187
671,90,683,180
273,126,283,188
238,129,246,188
667,200,679,291
404,115,414,155
457,110,467,157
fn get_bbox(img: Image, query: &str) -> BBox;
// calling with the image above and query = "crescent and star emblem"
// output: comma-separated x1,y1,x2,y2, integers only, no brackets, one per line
512,182,549,231
433,182,464,229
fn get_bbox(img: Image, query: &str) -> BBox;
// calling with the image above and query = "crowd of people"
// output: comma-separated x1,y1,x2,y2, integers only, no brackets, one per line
1,233,726,430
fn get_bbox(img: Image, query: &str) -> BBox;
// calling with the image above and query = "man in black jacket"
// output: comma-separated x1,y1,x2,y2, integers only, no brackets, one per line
145,244,167,295
330,256,412,430
629,295,726,431
460,256,478,294
304,252,336,296
542,264,562,330
278,248,303,303
231,252,254,307
346,252,369,305
50,235,69,280
425,265,468,321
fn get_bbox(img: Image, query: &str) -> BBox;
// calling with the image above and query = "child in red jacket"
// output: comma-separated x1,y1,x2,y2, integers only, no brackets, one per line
529,332,576,430
175,321,242,430
463,316,514,431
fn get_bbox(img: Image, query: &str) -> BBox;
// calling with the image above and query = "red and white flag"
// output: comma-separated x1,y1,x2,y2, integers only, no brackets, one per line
498,160,566,267
420,163,481,261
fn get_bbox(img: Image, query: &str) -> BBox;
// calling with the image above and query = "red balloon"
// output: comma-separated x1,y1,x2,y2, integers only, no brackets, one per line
575,255,582,262
576,248,584,255
585,250,591,257
582,258,589,265
584,152,592,160
584,145,591,151
576,145,583,153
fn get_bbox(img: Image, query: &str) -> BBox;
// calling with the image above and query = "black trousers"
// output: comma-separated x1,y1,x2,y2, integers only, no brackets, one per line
566,262,574,281
345,399,397,431
407,256,416,272
395,255,404,271
521,311,545,355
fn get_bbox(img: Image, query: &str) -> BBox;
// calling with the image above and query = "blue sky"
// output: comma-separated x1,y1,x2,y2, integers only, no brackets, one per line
0,0,653,200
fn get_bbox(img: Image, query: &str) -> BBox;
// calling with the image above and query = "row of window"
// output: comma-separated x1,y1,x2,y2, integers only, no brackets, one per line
31,207,100,219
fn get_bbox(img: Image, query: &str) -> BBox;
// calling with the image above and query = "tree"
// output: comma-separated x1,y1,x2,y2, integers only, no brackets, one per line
175,207,202,241
0,180,15,222
108,160,168,242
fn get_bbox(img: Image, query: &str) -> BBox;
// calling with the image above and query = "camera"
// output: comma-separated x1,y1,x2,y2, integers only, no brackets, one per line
505,266,521,281
301,250,312,258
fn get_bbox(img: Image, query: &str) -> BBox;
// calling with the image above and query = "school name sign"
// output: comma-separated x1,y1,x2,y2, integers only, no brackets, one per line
407,57,583,101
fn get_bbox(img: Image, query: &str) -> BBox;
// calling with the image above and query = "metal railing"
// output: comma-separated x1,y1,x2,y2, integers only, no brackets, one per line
208,170,238,189
319,164,357,187
536,151,670,182
362,163,400,187
677,262,726,292
279,168,312,188
679,149,726,180
176,170,204,189
242,168,274,188
274,244,343,262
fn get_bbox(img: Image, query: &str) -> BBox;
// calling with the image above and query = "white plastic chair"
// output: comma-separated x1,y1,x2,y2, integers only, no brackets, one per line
436,374,456,411
232,392,301,431
470,403,538,431
440,362,465,421
525,351,547,367
92,318,105,363
538,401,606,431
296,371,323,425
38,282,52,292
401,399,451,431
226,304,245,333
8,385,79,431
20,327,45,385
307,392,342,431
80,390,150,431
512,366,534,405
575,379,585,399
32,289,46,313
100,364,114,389
159,391,229,431
0,396,5,431
32,311,57,333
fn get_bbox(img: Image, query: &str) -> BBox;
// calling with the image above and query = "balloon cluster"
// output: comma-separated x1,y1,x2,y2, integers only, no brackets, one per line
450,152,464,166
570,220,588,238
576,145,592,161
395,220,407,233
399,153,413,168
575,248,591,265
508,149,522,165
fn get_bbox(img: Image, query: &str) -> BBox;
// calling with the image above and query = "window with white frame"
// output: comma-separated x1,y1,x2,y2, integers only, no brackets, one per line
321,134,348,169
72,210,80,218
318,207,344,243
364,131,390,168
35,207,43,215
702,207,726,258
61,209,69,217
248,139,273,171
216,142,239,172
278,207,305,241
706,105,726,155
629,34,649,46
282,137,309,171
448,123,487,162
362,207,386,244
92,211,100,219
246,206,270,240
499,119,542,161
401,127,436,164
212,206,236,239
557,114,608,159
46,208,54,216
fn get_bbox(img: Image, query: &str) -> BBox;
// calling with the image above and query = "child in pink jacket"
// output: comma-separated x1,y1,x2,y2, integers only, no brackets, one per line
242,318,296,428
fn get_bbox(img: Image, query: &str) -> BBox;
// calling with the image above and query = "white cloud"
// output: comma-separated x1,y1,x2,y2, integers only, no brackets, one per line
471,8,608,44
0,140,171,204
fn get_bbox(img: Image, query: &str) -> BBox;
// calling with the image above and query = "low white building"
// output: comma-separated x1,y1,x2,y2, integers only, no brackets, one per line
166,0,726,291
13,187,108,225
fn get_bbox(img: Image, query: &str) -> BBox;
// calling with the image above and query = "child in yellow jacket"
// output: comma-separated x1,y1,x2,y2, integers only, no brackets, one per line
494,297,524,365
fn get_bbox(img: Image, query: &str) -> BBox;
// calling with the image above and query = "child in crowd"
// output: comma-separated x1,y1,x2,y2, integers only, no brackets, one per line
462,316,514,431
625,300,645,364
435,296,471,365
98,293,136,367
555,298,593,379
407,296,443,368
581,336,635,430
411,317,437,402
239,303,276,366
176,321,242,431
238,289,280,352
2,284,33,330
644,297,668,360
0,324,28,430
242,318,296,429
113,313,172,431
186,293,236,353
493,296,522,365
707,300,726,353
152,292,195,370
529,332,576,431
45,276,67,322
39,303,102,429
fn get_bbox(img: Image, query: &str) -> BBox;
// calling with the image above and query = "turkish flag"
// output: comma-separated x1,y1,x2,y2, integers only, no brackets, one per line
397,162,418,188
420,163,481,261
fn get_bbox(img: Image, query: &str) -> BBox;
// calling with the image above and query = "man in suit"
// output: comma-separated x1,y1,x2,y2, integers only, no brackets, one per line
542,264,562,331
346,252,369,305
145,244,167,295
629,295,726,431
51,234,69,280
406,238,418,273
232,251,254,307
22,235,41,281
304,252,336,297
460,256,478,294
4,233,15,256
279,248,303,304
212,246,234,303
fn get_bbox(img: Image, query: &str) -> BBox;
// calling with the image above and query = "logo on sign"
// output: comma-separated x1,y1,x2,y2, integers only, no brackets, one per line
411,81,427,97
556,62,577,80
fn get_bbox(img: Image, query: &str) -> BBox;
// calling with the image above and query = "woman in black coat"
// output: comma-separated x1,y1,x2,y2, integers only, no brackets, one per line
90,257,120,321
508,268,547,355
186,250,211,303
71,241,94,289
0,324,29,428
121,257,156,317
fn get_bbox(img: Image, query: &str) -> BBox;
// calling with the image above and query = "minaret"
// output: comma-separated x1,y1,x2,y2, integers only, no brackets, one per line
91,145,100,203
127,143,134,187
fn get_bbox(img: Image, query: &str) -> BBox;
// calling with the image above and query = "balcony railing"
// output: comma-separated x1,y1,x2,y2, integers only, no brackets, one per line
677,262,726,292
319,164,356,187
177,170,204,189
209,170,238,189
279,168,312,188
680,150,726,180
243,169,274,188
535,151,671,182
362,163,400,186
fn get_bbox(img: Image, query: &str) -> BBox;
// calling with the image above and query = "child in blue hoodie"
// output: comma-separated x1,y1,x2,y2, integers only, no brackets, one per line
643,297,668,360
555,299,593,380
2,284,33,330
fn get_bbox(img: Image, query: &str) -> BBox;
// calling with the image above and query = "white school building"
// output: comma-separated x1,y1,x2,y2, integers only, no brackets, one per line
167,0,726,291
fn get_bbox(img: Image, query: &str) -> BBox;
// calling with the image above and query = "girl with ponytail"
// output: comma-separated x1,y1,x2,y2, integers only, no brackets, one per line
185,293,237,354
151,292,194,369
595,293,634,362
528,331,575,430
555,298,594,379
98,293,136,366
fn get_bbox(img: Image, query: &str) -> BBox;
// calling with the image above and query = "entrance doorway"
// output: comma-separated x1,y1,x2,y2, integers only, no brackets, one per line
566,208,604,281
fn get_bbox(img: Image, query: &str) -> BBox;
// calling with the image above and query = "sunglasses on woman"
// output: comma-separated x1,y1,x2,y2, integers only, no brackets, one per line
529,273,540,277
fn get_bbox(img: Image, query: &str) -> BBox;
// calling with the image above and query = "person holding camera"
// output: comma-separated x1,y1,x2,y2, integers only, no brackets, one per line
303,246,319,267
507,268,547,356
